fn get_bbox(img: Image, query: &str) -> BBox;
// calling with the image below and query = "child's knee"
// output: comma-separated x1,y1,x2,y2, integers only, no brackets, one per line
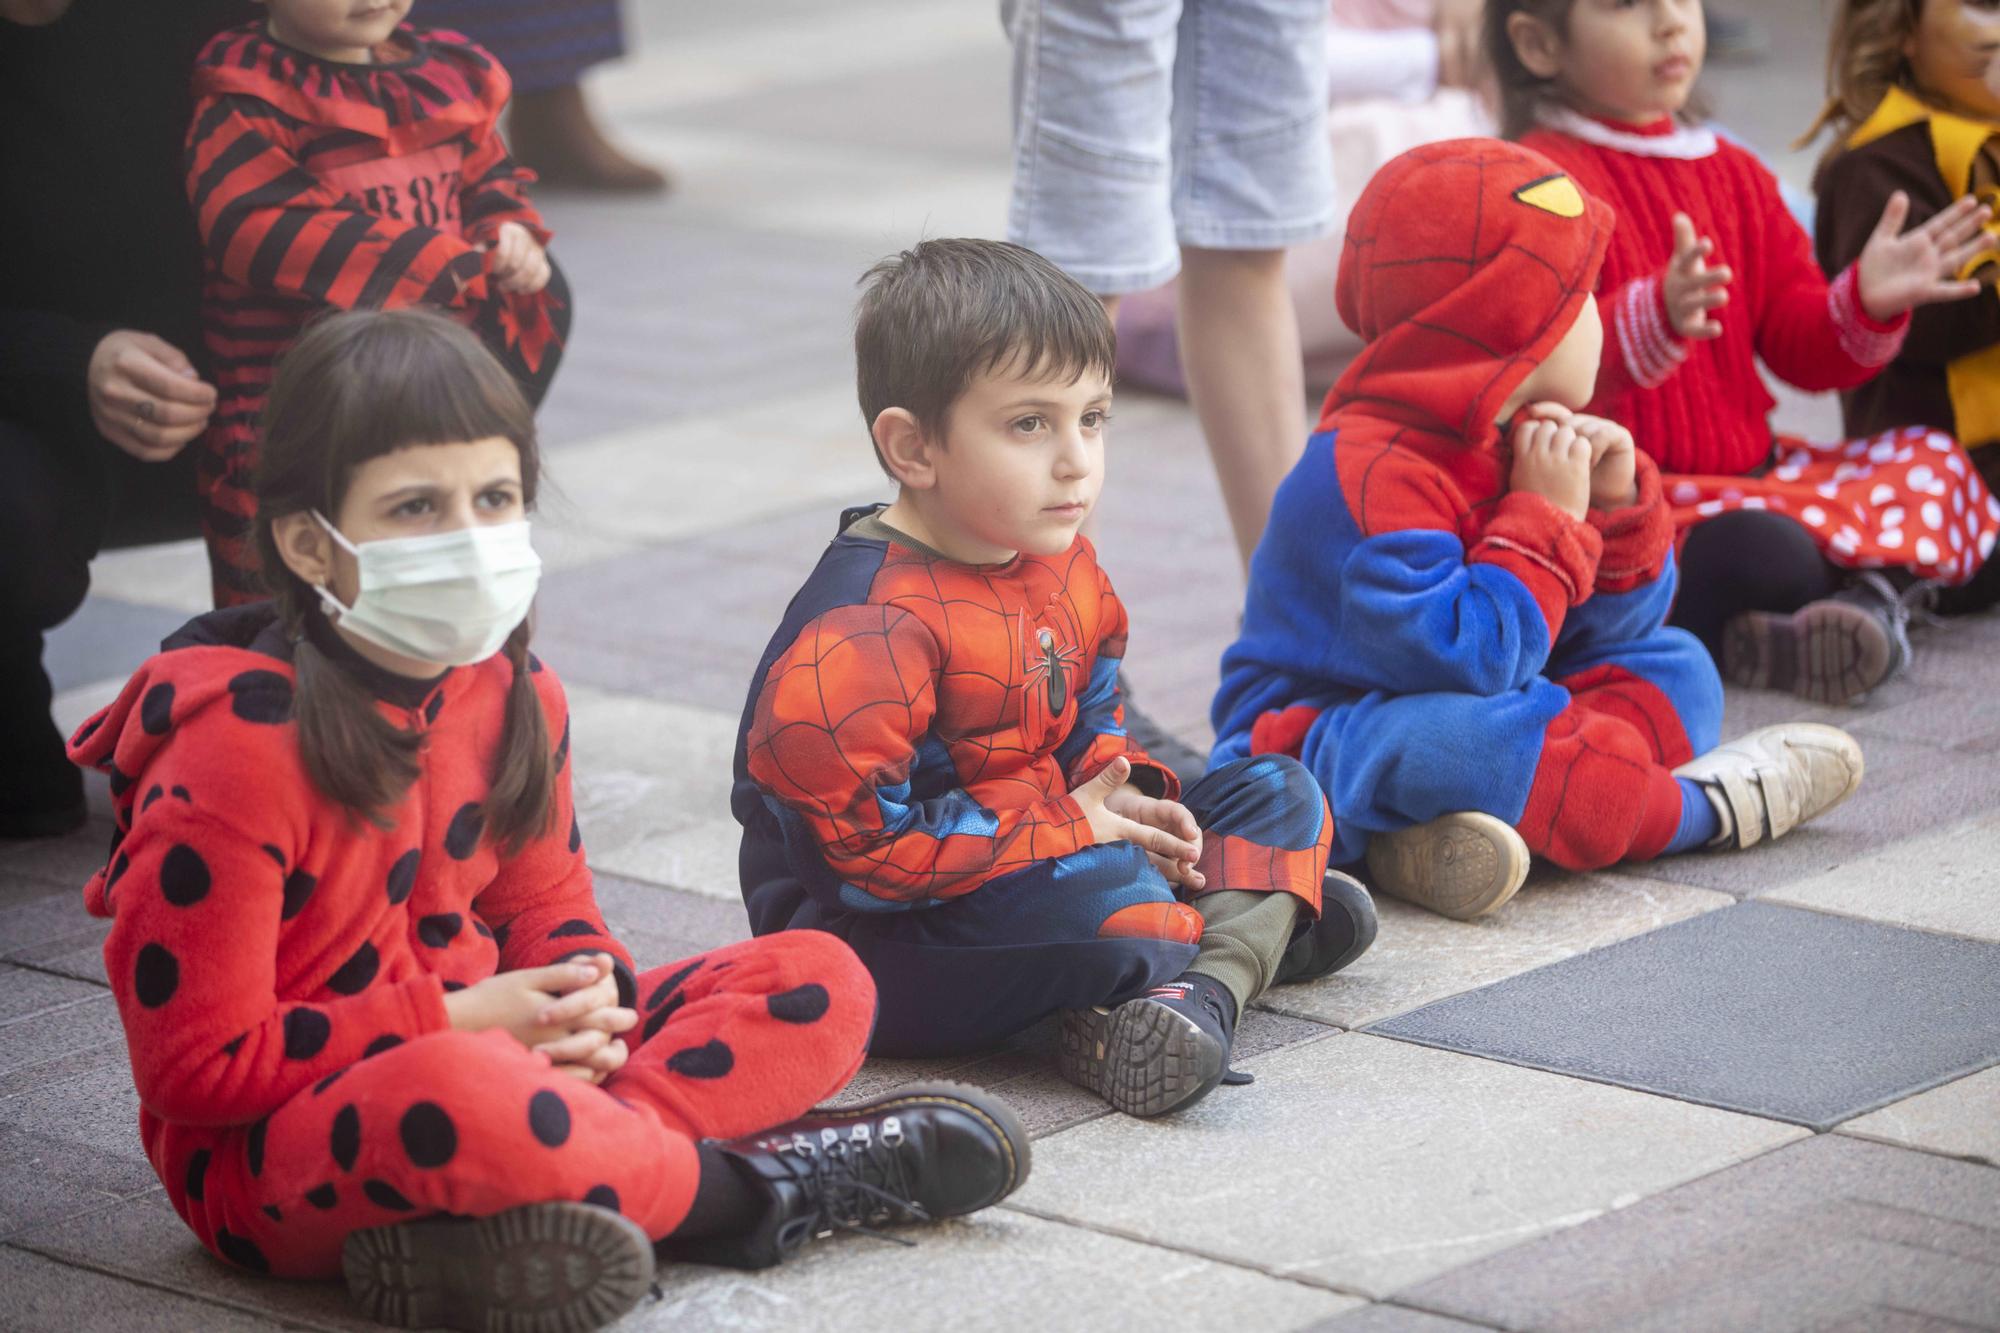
1188,752,1330,850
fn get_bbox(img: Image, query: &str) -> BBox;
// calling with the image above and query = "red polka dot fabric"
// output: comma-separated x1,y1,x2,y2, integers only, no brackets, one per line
1665,427,2000,584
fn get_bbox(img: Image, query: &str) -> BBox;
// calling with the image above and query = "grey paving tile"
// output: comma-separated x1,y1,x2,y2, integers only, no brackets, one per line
644,1207,1358,1332
1372,901,2000,1130
1303,1305,1496,1333
0,1122,158,1242
1399,1134,2000,1332
1263,872,1730,1030
1013,1032,1802,1299
0,996,127,1101
0,1061,147,1166
41,596,194,695
0,1245,306,1333
1839,1065,2000,1167
1763,811,2000,943
0,962,103,1023
13,1188,377,1331
0,815,116,896
0,889,112,985
591,870,750,966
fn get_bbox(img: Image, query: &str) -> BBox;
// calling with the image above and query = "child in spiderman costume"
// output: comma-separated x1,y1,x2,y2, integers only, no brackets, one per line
187,0,569,608
72,310,1029,1333
1211,140,1868,920
734,239,1373,1119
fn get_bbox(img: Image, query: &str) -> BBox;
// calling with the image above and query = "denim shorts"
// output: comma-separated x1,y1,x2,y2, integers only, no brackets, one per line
1002,0,1337,294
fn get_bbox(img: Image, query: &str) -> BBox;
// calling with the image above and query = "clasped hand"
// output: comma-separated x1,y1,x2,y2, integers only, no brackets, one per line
1508,402,1637,519
443,953,635,1083
1069,754,1206,891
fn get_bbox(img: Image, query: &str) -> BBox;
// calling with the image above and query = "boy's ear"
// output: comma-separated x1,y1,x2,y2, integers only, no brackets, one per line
270,512,333,589
1506,10,1563,80
871,407,938,490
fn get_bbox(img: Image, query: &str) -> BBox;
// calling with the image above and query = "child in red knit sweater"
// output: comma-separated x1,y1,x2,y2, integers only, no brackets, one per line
69,310,1027,1332
1489,0,1999,704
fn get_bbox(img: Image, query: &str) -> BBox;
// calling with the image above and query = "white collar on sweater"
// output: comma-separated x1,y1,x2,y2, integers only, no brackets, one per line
1537,106,1718,160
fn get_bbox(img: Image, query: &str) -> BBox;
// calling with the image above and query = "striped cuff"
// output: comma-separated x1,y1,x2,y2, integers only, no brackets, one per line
1615,274,1687,389
1827,264,1908,368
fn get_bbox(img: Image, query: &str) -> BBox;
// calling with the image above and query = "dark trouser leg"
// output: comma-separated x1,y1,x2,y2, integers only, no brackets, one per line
1669,509,1840,656
0,419,104,830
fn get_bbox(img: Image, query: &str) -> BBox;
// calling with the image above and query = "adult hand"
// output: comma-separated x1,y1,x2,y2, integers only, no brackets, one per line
1508,404,1593,520
1856,191,1993,320
86,330,216,462
1104,782,1206,890
1070,756,1203,874
1663,213,1731,340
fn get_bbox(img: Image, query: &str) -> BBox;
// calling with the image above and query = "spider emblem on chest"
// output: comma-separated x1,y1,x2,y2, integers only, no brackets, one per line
1024,625,1082,715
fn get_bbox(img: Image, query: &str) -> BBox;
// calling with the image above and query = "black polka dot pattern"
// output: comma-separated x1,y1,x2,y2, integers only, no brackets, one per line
261,1203,283,1223
107,765,132,799
767,983,831,1024
159,844,211,907
385,850,419,905
491,923,511,951
260,844,286,867
171,785,190,802
314,1068,347,1096
134,943,179,1008
399,1102,457,1168
583,1185,620,1213
364,1034,404,1059
666,1039,734,1079
106,851,129,891
185,1148,210,1202
227,669,294,724
645,962,701,1011
216,1229,270,1273
423,691,445,725
473,919,494,940
546,919,599,940
363,1179,415,1211
143,785,165,812
247,1117,268,1176
283,1007,331,1059
640,1000,680,1045
281,870,316,921
567,815,581,853
306,1183,338,1210
528,1090,571,1147
528,652,544,674
328,942,379,995
223,1033,246,1056
331,1105,361,1169
417,913,462,947
442,980,466,992
443,803,484,860
140,682,176,735
554,717,570,772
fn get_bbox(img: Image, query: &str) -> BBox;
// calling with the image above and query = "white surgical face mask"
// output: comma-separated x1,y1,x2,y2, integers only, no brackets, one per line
314,512,542,667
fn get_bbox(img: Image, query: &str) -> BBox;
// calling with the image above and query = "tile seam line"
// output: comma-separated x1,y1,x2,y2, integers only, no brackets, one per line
1,1237,341,1332
993,1199,1380,1302
1751,893,2000,945
1831,1125,2000,1170
0,958,109,991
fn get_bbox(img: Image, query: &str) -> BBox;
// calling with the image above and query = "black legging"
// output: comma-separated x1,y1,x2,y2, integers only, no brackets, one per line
1668,509,1841,656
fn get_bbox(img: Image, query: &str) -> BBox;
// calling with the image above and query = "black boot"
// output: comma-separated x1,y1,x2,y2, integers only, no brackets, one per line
667,1082,1032,1270
342,1200,656,1333
1272,869,1378,985
1058,972,1236,1118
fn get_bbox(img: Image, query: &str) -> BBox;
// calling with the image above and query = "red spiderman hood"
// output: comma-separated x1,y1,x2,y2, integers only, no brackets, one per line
1319,138,1614,457
193,22,505,154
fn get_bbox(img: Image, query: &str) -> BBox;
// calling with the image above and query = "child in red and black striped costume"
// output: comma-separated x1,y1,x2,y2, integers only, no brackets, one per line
187,0,568,607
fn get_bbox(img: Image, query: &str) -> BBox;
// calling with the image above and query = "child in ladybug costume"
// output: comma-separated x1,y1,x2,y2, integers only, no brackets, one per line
1212,139,1868,919
72,309,1030,1332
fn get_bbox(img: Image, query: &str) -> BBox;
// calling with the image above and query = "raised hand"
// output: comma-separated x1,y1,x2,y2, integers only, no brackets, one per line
1856,191,1994,320
1508,403,1594,520
484,221,552,295
1664,213,1731,340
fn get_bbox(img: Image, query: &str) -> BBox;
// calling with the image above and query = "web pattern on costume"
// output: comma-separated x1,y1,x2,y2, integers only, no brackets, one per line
745,542,1119,905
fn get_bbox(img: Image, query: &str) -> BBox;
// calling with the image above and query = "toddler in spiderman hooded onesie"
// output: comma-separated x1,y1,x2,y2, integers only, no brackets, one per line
1211,140,1868,919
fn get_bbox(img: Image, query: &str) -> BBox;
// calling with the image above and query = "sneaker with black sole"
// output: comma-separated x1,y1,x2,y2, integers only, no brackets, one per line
666,1082,1032,1271
1272,870,1379,985
1058,972,1236,1117
1720,573,1928,705
1366,810,1530,920
342,1199,655,1333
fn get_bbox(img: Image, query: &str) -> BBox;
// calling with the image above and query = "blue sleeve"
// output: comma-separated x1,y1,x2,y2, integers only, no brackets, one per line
1335,527,1562,698
1554,552,1679,661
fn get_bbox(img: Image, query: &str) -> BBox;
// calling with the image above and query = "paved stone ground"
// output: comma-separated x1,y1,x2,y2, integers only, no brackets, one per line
6,2,1999,1329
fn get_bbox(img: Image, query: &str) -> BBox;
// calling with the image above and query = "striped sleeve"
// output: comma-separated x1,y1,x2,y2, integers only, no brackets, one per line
459,126,552,248
186,94,487,312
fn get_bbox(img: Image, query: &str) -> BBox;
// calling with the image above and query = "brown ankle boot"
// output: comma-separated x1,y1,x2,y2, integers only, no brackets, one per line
507,84,670,194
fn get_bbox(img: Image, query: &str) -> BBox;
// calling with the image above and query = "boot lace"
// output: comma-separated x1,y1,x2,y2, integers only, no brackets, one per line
776,1117,928,1249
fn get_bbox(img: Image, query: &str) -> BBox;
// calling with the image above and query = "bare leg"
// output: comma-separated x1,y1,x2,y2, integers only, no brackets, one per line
1175,246,1308,568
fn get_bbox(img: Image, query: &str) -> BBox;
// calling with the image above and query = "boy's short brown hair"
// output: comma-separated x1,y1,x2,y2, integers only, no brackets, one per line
854,239,1115,473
